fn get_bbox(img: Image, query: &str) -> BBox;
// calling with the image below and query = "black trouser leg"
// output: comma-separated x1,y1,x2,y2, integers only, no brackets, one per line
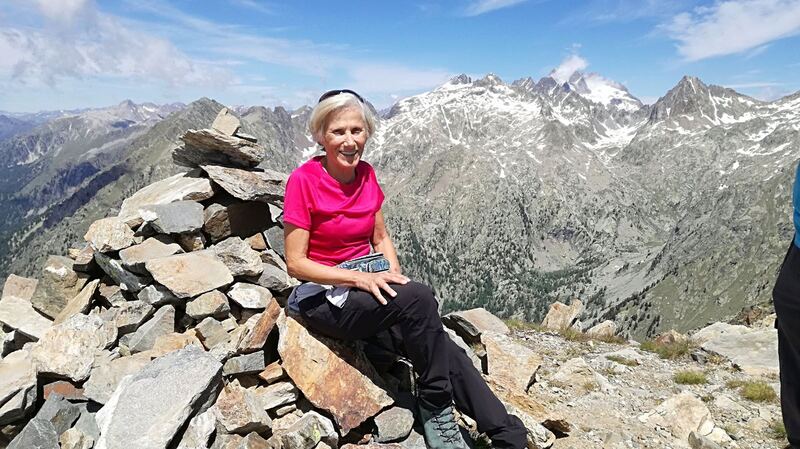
444,337,528,449
774,241,800,448
298,281,453,408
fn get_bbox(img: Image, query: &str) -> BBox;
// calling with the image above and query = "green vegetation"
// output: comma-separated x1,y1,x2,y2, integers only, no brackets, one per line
673,370,707,385
605,355,638,366
503,318,546,332
769,419,787,440
726,379,777,402
639,339,692,359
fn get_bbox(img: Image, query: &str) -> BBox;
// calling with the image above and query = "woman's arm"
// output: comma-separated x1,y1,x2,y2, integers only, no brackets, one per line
284,223,409,304
371,210,402,274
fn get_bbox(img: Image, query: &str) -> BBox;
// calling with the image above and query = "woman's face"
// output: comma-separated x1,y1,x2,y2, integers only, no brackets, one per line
320,107,368,174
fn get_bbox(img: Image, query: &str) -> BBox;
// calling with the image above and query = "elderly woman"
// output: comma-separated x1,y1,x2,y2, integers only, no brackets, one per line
283,89,527,449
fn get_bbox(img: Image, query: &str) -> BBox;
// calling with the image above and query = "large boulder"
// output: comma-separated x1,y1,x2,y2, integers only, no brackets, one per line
213,381,270,434
83,352,153,404
641,392,715,440
94,253,151,293
541,300,583,331
140,201,204,234
277,313,393,433
53,279,99,325
202,165,286,203
118,171,214,227
83,217,136,253
30,255,90,319
482,331,540,393
31,314,117,382
0,295,53,340
94,346,223,449
119,236,184,274
2,275,38,302
145,252,233,298
693,322,778,375
212,237,264,277
175,128,265,168
443,307,510,344
7,418,59,449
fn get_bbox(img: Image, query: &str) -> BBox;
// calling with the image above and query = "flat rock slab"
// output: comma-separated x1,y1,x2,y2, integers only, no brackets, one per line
83,352,153,404
126,305,175,353
31,255,90,319
31,314,117,382
263,226,285,258
146,251,233,298
483,331,541,393
238,297,282,352
101,300,156,335
0,350,37,425
212,108,241,136
255,381,298,410
94,253,151,293
95,346,223,449
213,237,264,277
119,236,183,274
140,200,204,234
186,290,230,320
0,295,53,340
35,393,82,435
256,264,295,292
84,217,136,253
176,128,265,168
54,279,99,325
7,418,59,449
443,307,509,344
277,313,393,433
118,171,214,227
695,323,778,376
541,300,583,331
222,351,266,376
2,274,38,301
202,165,286,203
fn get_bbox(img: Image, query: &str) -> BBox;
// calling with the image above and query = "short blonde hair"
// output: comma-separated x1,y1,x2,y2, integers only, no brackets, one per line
308,92,377,144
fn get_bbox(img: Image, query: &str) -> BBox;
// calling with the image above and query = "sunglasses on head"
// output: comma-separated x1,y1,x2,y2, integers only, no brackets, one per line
318,89,365,104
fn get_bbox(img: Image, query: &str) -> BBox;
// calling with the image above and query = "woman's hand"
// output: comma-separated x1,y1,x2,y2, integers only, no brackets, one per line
353,271,410,305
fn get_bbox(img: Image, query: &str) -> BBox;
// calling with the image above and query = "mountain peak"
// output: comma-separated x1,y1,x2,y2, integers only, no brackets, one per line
449,74,472,85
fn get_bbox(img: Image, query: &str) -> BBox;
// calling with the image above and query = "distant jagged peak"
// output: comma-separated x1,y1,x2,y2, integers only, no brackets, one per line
511,76,536,91
648,75,761,127
474,72,504,87
553,71,643,112
449,73,473,85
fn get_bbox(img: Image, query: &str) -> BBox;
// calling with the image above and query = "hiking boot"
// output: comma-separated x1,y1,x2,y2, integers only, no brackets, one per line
418,403,468,449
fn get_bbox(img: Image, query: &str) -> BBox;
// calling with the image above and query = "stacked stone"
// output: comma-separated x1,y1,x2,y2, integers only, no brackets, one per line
0,108,549,449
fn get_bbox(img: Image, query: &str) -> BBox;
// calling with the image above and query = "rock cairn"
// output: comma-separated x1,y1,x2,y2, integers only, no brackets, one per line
0,108,551,449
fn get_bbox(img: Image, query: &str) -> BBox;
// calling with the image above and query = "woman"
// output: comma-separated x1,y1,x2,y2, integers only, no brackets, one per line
774,162,800,449
283,89,527,449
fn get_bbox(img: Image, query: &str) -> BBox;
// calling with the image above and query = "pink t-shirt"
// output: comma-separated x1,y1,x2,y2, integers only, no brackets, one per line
283,156,385,267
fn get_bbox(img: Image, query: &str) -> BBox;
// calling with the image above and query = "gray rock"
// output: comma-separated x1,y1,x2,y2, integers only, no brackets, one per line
263,226,285,258
504,403,556,449
83,352,152,404
276,411,338,449
195,317,232,349
443,307,509,345
31,255,90,319
0,350,37,425
176,407,216,449
119,236,183,274
204,201,273,243
227,283,272,309
73,403,101,442
145,252,234,299
213,381,270,434
689,431,723,449
7,418,58,449
202,165,286,203
137,284,179,306
235,131,257,143
94,252,151,293
0,295,53,340
256,381,299,411
31,314,117,382
187,290,231,320
84,217,136,253
101,300,156,335
268,204,283,224
127,305,175,353
35,393,81,436
213,237,264,277
374,407,414,443
212,108,241,136
175,129,265,169
140,201,204,234
118,171,214,227
70,246,96,272
693,322,778,376
256,264,294,292
261,248,287,271
94,346,223,449
444,328,482,372
222,351,266,376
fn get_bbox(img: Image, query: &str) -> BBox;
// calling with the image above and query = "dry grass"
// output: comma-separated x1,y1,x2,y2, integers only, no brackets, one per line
606,355,639,366
674,370,708,385
639,339,692,359
726,379,777,402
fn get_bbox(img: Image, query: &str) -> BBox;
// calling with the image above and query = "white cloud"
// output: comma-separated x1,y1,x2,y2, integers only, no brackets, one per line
464,0,530,16
662,0,800,61
549,54,589,83
0,1,229,87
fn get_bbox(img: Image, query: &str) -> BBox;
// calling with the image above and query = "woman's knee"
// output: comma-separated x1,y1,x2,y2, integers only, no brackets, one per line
392,281,439,316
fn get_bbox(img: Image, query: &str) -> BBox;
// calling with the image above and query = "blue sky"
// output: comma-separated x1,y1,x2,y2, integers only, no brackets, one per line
1,0,799,112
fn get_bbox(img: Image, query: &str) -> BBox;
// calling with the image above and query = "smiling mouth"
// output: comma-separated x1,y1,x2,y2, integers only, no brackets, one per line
339,150,358,157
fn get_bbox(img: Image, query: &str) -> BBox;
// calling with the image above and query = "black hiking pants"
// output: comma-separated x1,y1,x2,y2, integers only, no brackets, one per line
774,241,800,448
297,280,528,449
